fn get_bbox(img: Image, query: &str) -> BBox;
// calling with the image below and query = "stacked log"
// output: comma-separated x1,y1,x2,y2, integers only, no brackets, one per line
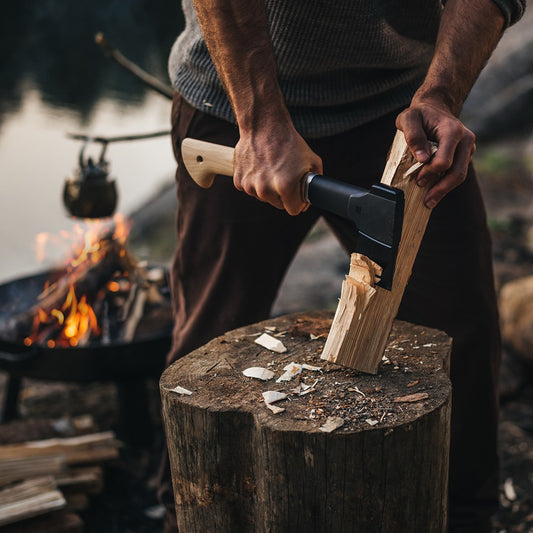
0,416,120,530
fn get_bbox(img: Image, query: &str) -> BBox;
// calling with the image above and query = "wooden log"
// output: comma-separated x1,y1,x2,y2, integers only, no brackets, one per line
0,476,66,527
55,466,104,495
1,511,84,533
0,432,121,466
160,310,452,533
0,454,66,486
322,131,436,372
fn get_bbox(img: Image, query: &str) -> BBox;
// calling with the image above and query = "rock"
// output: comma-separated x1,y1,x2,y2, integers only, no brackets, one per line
463,9,533,142
499,275,533,363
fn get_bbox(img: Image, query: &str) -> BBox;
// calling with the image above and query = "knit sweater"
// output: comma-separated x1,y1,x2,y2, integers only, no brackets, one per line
168,0,526,138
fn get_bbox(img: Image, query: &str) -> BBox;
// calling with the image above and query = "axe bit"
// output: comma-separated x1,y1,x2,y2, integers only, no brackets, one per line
181,138,404,290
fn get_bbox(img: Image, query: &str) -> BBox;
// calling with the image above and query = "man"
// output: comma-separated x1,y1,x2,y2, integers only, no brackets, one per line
160,1,526,531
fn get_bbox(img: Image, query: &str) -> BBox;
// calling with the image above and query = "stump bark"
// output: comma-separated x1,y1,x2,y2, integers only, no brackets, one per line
160,310,452,533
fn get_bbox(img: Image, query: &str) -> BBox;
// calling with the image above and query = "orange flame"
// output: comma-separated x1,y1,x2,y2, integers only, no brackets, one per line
27,214,131,347
27,284,100,347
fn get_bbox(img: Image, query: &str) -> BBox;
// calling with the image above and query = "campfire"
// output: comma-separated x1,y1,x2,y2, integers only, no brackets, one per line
2,215,172,349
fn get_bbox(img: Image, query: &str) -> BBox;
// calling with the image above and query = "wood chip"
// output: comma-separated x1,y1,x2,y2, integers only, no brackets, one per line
169,386,193,396
262,391,288,404
255,333,287,353
365,419,379,426
276,362,302,382
266,404,285,414
319,417,344,433
301,364,321,371
393,392,429,403
503,478,517,501
242,367,275,381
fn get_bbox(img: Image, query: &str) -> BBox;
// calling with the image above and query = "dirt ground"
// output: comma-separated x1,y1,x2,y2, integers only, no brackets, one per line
1,142,533,532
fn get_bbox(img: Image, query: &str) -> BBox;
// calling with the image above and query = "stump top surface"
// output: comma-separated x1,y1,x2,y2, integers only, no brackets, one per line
160,311,452,433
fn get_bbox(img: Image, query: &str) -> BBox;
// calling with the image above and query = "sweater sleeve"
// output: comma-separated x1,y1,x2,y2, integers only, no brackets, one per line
490,0,526,27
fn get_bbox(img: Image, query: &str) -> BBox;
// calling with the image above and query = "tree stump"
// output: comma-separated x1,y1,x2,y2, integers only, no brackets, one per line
160,310,452,533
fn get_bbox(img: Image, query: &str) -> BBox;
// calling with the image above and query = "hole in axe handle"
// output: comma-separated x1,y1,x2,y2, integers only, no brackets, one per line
196,156,203,163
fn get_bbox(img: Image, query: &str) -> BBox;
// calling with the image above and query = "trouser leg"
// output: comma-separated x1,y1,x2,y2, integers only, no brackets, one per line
313,117,500,531
158,93,320,531
397,166,500,532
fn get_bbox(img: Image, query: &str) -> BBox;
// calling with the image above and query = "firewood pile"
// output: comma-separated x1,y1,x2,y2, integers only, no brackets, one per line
0,415,121,531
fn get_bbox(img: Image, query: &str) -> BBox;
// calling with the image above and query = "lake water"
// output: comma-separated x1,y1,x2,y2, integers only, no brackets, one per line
0,0,182,283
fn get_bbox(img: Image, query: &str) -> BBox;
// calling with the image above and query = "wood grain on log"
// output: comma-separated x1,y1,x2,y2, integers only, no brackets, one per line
0,476,66,527
161,311,452,533
322,131,435,373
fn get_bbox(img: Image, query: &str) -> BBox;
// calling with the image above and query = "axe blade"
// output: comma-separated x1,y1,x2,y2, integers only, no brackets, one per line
304,176,404,291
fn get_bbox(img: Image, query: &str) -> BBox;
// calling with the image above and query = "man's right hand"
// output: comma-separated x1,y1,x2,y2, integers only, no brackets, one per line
233,123,323,216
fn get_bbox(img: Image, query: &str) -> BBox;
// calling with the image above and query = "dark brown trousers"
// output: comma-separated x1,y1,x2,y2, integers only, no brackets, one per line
159,92,501,532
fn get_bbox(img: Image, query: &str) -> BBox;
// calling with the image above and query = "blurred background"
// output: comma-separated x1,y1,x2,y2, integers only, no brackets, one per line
0,0,181,281
0,1,532,532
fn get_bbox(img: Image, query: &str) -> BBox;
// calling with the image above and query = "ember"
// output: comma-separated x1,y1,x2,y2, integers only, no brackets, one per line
3,214,172,348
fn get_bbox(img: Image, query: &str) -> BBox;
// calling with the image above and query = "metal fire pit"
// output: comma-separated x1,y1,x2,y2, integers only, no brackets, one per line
0,268,173,429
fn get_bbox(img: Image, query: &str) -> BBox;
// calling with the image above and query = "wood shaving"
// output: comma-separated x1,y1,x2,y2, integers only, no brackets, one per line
319,416,344,433
393,392,429,403
242,367,275,381
255,333,287,353
169,386,193,396
262,391,288,404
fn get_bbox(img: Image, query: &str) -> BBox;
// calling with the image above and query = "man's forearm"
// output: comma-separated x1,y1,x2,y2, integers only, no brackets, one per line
414,0,505,114
193,0,291,133
191,0,322,215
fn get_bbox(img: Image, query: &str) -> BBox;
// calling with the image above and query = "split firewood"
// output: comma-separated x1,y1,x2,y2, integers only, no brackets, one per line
1,511,84,533
0,432,121,466
55,466,104,495
321,253,381,364
0,454,66,486
0,476,66,527
320,131,437,372
122,284,148,341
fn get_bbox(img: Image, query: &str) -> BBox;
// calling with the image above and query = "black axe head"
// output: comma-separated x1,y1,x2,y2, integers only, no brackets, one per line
304,177,404,290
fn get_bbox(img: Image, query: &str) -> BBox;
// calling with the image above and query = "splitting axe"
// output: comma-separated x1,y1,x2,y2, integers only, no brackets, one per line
181,138,404,291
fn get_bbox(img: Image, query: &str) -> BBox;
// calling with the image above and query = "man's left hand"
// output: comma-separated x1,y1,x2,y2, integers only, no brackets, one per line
396,99,476,209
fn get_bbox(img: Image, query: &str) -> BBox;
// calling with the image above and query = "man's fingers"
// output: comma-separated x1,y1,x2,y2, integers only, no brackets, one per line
396,109,432,163
424,136,474,208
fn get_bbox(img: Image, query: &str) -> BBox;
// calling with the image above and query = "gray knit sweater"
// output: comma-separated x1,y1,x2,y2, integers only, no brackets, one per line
168,0,526,138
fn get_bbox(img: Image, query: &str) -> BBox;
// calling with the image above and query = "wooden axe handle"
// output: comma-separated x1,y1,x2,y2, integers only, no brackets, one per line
181,138,235,188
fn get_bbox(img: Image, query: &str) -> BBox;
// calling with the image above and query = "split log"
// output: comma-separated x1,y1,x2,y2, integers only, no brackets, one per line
0,431,121,466
161,310,452,533
0,415,97,445
55,466,104,495
0,476,66,527
1,511,84,533
322,131,437,372
0,454,66,486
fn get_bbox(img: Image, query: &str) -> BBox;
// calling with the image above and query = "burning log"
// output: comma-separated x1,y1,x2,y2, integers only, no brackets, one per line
0,215,172,348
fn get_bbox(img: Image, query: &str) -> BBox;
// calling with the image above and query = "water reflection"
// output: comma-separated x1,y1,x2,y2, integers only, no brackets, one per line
0,0,183,282
0,0,182,121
